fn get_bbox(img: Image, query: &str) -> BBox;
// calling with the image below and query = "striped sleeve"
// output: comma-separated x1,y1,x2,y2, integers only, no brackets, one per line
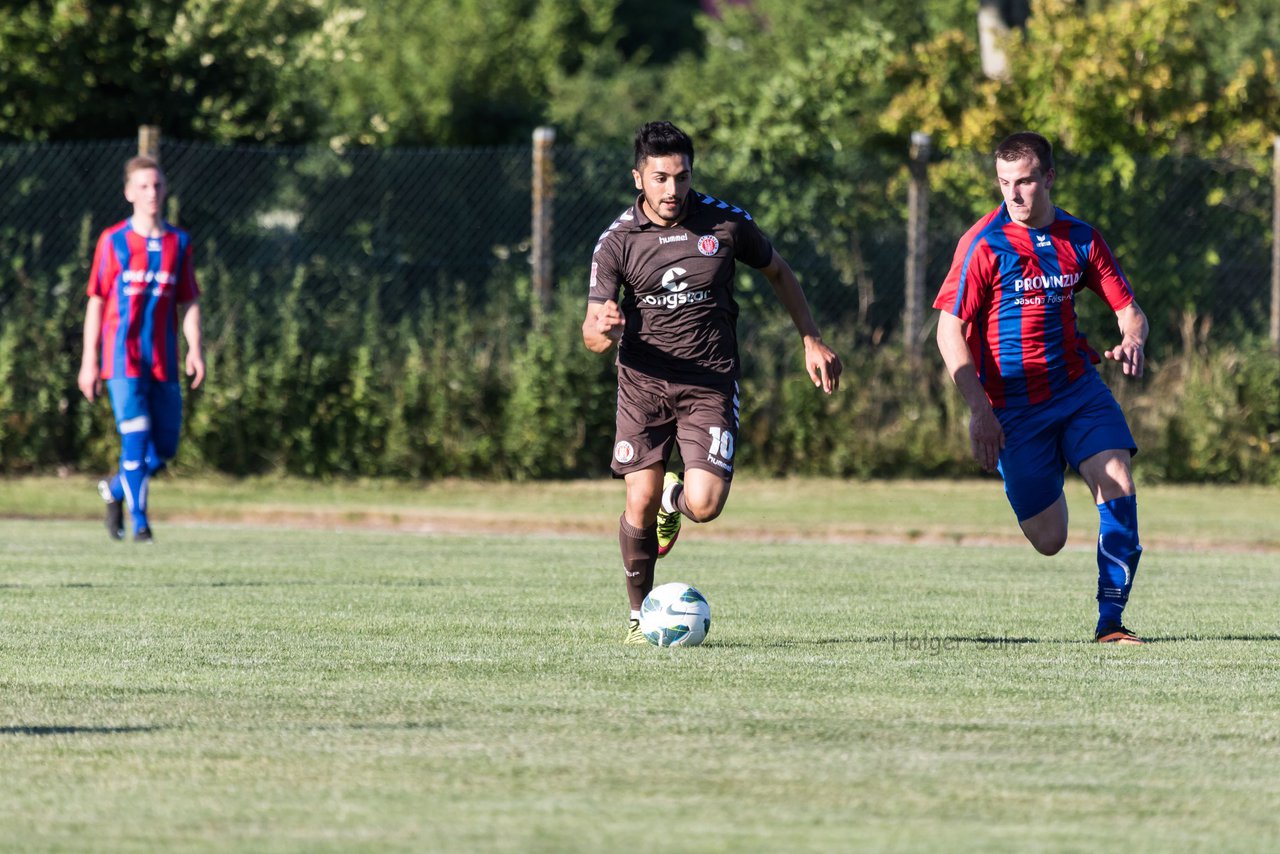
933,210,1000,321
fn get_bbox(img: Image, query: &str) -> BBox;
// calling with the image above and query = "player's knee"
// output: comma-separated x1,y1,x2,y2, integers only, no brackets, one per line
689,505,723,524
682,493,726,524
1028,530,1067,556
626,488,661,522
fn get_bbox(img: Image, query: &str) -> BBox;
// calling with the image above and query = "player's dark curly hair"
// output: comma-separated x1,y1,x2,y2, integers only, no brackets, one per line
634,121,694,171
995,131,1054,173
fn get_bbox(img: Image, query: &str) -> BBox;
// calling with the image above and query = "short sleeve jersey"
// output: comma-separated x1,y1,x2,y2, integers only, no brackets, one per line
87,219,200,382
932,204,1134,409
588,190,774,384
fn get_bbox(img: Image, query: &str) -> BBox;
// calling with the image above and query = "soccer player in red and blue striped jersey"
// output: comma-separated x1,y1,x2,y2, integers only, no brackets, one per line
78,156,204,542
934,132,1148,645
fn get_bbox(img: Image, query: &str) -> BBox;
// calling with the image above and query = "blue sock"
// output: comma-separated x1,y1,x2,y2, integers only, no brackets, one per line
106,474,125,502
1096,495,1142,635
119,429,151,532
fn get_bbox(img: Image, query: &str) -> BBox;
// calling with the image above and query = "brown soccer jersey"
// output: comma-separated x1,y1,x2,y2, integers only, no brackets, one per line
588,189,774,384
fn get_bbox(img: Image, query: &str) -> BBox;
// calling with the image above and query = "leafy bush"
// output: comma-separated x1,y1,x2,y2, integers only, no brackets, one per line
1129,335,1280,484
5,253,1280,486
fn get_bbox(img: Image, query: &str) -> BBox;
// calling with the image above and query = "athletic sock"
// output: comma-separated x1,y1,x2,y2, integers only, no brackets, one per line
106,474,125,503
618,514,658,612
119,429,151,533
661,479,703,522
1096,495,1142,635
661,479,684,514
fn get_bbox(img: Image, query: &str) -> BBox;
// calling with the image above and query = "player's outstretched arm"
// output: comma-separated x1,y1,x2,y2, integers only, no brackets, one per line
937,310,1003,472
1103,301,1148,379
181,300,205,389
582,300,624,353
758,250,841,393
78,296,105,402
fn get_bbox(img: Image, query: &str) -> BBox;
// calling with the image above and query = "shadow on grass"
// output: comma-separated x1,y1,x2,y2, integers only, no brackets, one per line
0,579,442,589
709,635,1042,648
0,725,164,736
712,634,1280,648
1141,634,1280,643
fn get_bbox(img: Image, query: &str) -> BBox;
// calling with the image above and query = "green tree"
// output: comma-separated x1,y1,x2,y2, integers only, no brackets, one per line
314,0,662,147
0,0,339,143
881,0,1279,160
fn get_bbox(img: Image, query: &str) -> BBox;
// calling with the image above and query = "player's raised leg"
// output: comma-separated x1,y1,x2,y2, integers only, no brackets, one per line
663,381,738,533
1080,449,1143,644
995,403,1069,556
1017,493,1069,556
667,467,731,524
656,470,683,557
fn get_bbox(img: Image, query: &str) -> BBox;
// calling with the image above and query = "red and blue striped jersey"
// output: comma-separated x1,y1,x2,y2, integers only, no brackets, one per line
87,219,200,382
933,204,1134,408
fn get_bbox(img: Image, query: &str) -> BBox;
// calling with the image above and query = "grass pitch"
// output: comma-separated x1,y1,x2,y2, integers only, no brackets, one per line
2,477,1280,851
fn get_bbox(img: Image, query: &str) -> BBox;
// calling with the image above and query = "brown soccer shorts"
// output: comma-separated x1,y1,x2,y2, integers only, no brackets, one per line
610,364,739,481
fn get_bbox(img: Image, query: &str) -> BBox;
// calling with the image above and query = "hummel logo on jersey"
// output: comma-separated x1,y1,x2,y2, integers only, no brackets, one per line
659,233,688,245
661,267,689,292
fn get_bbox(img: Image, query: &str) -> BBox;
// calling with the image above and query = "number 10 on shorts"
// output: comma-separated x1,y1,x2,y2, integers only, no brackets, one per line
708,426,735,461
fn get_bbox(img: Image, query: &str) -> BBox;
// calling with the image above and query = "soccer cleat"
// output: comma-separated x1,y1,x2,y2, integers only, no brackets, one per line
656,471,683,558
1095,626,1143,645
624,619,647,645
98,479,124,541
133,527,154,544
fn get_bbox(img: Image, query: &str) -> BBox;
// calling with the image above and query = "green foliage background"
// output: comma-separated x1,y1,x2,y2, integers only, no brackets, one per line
4,240,1278,482
1,0,1278,482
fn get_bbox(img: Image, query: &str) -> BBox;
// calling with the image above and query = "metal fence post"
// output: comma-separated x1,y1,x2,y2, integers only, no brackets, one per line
905,131,931,369
531,126,556,308
1272,135,1279,351
138,125,161,161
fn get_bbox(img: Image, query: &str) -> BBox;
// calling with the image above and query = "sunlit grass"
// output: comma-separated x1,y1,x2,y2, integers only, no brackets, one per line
3,485,1280,850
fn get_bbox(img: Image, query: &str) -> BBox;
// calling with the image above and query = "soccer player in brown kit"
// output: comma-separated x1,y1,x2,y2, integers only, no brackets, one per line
583,121,842,644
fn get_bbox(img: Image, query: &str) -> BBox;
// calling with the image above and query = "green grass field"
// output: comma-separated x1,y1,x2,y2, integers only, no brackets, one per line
3,476,1280,851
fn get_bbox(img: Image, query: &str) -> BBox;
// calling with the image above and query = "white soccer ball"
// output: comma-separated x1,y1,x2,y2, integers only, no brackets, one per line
639,582,711,647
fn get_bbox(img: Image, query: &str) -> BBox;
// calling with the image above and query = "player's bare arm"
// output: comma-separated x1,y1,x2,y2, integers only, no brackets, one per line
936,310,1004,472
582,299,624,353
78,295,106,402
759,250,841,393
1103,301,1148,379
181,300,206,389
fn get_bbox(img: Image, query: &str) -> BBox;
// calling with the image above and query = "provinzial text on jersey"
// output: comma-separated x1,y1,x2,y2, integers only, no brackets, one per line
1013,271,1081,293
122,270,177,284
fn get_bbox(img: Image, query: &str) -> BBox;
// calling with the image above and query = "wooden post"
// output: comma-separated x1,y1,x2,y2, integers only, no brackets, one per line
138,125,161,162
905,131,931,369
531,126,556,308
1272,136,1280,351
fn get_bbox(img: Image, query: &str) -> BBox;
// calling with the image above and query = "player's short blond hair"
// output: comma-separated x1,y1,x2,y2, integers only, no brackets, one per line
124,156,163,185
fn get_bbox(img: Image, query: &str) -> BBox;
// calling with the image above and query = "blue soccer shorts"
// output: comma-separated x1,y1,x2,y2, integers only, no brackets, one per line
995,371,1136,522
106,377,184,463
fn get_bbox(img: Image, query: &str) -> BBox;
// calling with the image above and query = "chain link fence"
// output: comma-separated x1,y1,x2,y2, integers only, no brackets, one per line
1,135,1274,358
